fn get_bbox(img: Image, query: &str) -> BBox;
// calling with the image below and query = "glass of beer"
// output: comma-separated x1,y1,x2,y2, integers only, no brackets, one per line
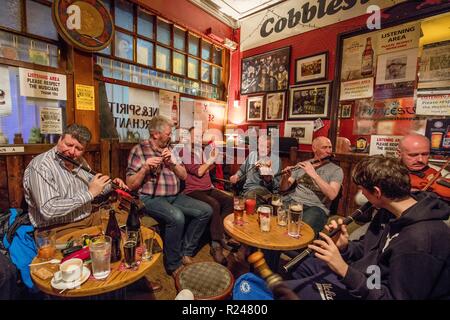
257,205,272,232
35,230,56,261
431,132,443,149
234,196,245,225
288,203,303,238
271,193,282,216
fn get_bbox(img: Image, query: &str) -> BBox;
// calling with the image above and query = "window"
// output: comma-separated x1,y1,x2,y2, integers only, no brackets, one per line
213,47,223,66
201,40,211,61
201,62,210,83
137,39,153,66
173,52,185,75
115,0,134,31
188,57,199,79
115,32,133,61
0,0,21,31
188,33,199,56
157,19,171,46
174,27,186,51
156,45,170,71
138,10,154,39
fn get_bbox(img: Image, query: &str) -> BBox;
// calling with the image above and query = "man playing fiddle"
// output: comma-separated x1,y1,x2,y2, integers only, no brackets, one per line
280,136,343,236
397,134,450,201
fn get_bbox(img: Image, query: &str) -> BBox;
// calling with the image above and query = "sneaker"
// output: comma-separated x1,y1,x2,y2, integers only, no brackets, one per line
210,246,227,265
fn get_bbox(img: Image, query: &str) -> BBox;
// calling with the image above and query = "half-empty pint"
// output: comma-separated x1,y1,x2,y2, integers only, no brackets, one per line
288,203,303,238
258,205,272,232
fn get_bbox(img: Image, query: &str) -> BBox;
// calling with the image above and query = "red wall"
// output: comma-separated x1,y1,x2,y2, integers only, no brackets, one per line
228,14,370,151
138,0,234,41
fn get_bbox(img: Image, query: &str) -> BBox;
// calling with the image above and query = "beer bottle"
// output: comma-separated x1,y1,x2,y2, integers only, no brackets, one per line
105,209,122,263
126,202,141,246
361,37,374,77
171,96,178,125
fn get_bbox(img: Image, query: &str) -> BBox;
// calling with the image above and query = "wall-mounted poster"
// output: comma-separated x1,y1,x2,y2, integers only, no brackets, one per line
418,40,450,89
295,52,328,84
246,95,264,121
75,84,95,111
39,106,63,134
265,91,285,121
340,78,374,100
0,66,12,116
341,33,378,81
284,121,314,144
416,94,450,116
377,22,421,54
369,135,403,157
159,90,179,125
425,118,450,155
19,67,67,101
241,46,290,94
289,82,330,119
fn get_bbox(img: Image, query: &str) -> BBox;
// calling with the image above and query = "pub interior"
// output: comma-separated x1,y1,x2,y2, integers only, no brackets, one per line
0,0,449,302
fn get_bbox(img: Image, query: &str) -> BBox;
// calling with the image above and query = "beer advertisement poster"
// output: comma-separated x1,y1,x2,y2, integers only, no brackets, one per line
341,33,378,82
340,78,374,100
416,94,450,116
0,65,12,116
425,118,450,155
377,22,421,55
159,90,179,124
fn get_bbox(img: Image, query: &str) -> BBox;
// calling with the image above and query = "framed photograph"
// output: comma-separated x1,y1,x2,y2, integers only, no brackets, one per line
339,103,353,119
418,40,450,89
289,82,331,119
265,91,285,121
267,124,280,137
246,95,264,121
284,121,314,144
241,46,290,95
295,52,328,84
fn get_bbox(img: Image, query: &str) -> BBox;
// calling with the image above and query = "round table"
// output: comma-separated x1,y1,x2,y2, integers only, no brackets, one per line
223,213,314,250
30,225,162,298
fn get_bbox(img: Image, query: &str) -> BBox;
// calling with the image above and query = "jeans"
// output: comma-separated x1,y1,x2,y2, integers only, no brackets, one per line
0,252,18,300
141,193,212,272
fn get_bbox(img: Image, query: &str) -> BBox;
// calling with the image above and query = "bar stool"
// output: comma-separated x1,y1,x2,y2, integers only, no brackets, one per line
174,261,234,300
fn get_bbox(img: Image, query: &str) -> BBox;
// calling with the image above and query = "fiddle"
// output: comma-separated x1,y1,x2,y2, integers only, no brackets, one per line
409,158,450,200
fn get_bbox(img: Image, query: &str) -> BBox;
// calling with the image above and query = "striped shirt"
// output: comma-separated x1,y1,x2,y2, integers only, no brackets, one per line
126,142,180,196
23,147,97,228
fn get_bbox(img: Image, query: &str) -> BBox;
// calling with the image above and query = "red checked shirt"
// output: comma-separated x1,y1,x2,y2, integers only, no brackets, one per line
126,141,180,197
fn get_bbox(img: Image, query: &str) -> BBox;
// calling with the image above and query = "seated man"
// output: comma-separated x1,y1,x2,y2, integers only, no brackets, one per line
398,133,450,201
286,156,450,299
23,124,127,237
280,136,343,235
183,127,235,265
126,116,212,275
230,135,281,199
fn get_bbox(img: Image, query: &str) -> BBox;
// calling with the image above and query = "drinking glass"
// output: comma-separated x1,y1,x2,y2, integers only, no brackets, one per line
257,205,272,232
271,193,282,216
288,203,303,238
124,233,137,268
245,194,256,215
277,204,288,227
233,197,245,225
35,230,56,261
90,235,112,280
141,228,155,261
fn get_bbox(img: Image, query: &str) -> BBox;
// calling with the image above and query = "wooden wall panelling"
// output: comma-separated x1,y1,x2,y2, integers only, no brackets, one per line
0,157,9,210
100,139,111,176
6,156,24,209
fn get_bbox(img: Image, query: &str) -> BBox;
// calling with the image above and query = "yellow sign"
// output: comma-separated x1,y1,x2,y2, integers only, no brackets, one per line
76,84,95,110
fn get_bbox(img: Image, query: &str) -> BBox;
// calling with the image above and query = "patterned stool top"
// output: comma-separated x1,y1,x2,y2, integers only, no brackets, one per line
175,261,234,300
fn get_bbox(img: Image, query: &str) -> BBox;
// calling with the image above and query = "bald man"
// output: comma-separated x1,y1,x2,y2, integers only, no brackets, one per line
398,133,450,200
280,136,343,235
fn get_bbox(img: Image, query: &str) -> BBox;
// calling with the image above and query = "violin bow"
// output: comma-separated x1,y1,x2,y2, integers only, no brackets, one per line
421,157,450,191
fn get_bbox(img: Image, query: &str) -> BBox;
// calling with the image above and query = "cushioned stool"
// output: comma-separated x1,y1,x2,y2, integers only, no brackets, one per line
174,261,234,300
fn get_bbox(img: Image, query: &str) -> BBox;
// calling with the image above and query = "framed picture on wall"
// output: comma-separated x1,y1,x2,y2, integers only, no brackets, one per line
265,91,285,121
246,95,264,121
241,46,290,94
267,123,280,136
339,103,353,119
289,82,331,119
295,52,328,84
284,121,314,144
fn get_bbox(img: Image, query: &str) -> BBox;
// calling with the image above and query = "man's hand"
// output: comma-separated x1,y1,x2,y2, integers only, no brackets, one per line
206,147,219,165
230,175,239,184
298,161,318,178
281,165,295,177
88,173,111,197
324,218,349,251
112,178,129,190
308,232,349,278
143,157,162,173
162,148,175,167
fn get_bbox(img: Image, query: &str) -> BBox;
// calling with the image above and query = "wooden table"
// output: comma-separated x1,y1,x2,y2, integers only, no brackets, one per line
223,213,314,251
30,225,163,298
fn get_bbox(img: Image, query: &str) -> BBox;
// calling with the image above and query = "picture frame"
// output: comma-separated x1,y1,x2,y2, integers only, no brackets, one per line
241,46,290,95
289,82,331,119
284,121,314,144
295,52,328,84
246,95,264,121
266,124,280,137
339,103,353,119
265,91,285,121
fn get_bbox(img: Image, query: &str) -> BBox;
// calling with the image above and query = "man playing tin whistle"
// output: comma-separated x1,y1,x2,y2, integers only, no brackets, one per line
280,136,343,236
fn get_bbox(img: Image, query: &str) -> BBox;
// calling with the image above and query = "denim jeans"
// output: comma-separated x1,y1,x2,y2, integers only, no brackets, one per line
141,193,212,272
0,252,18,300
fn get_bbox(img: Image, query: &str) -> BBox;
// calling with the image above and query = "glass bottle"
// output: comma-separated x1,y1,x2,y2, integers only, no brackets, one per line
105,209,122,263
361,37,374,77
126,202,141,246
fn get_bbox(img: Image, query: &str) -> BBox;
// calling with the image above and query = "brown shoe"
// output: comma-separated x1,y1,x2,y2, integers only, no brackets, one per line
210,246,227,265
182,256,194,265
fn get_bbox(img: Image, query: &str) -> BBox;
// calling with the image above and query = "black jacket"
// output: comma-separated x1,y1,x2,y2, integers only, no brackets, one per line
342,192,450,299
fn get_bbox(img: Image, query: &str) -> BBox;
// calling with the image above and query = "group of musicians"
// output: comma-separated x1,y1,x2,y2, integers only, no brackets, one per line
1,117,449,300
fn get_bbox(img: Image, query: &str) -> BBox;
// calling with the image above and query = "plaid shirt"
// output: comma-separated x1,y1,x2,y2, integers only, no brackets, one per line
126,141,180,197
